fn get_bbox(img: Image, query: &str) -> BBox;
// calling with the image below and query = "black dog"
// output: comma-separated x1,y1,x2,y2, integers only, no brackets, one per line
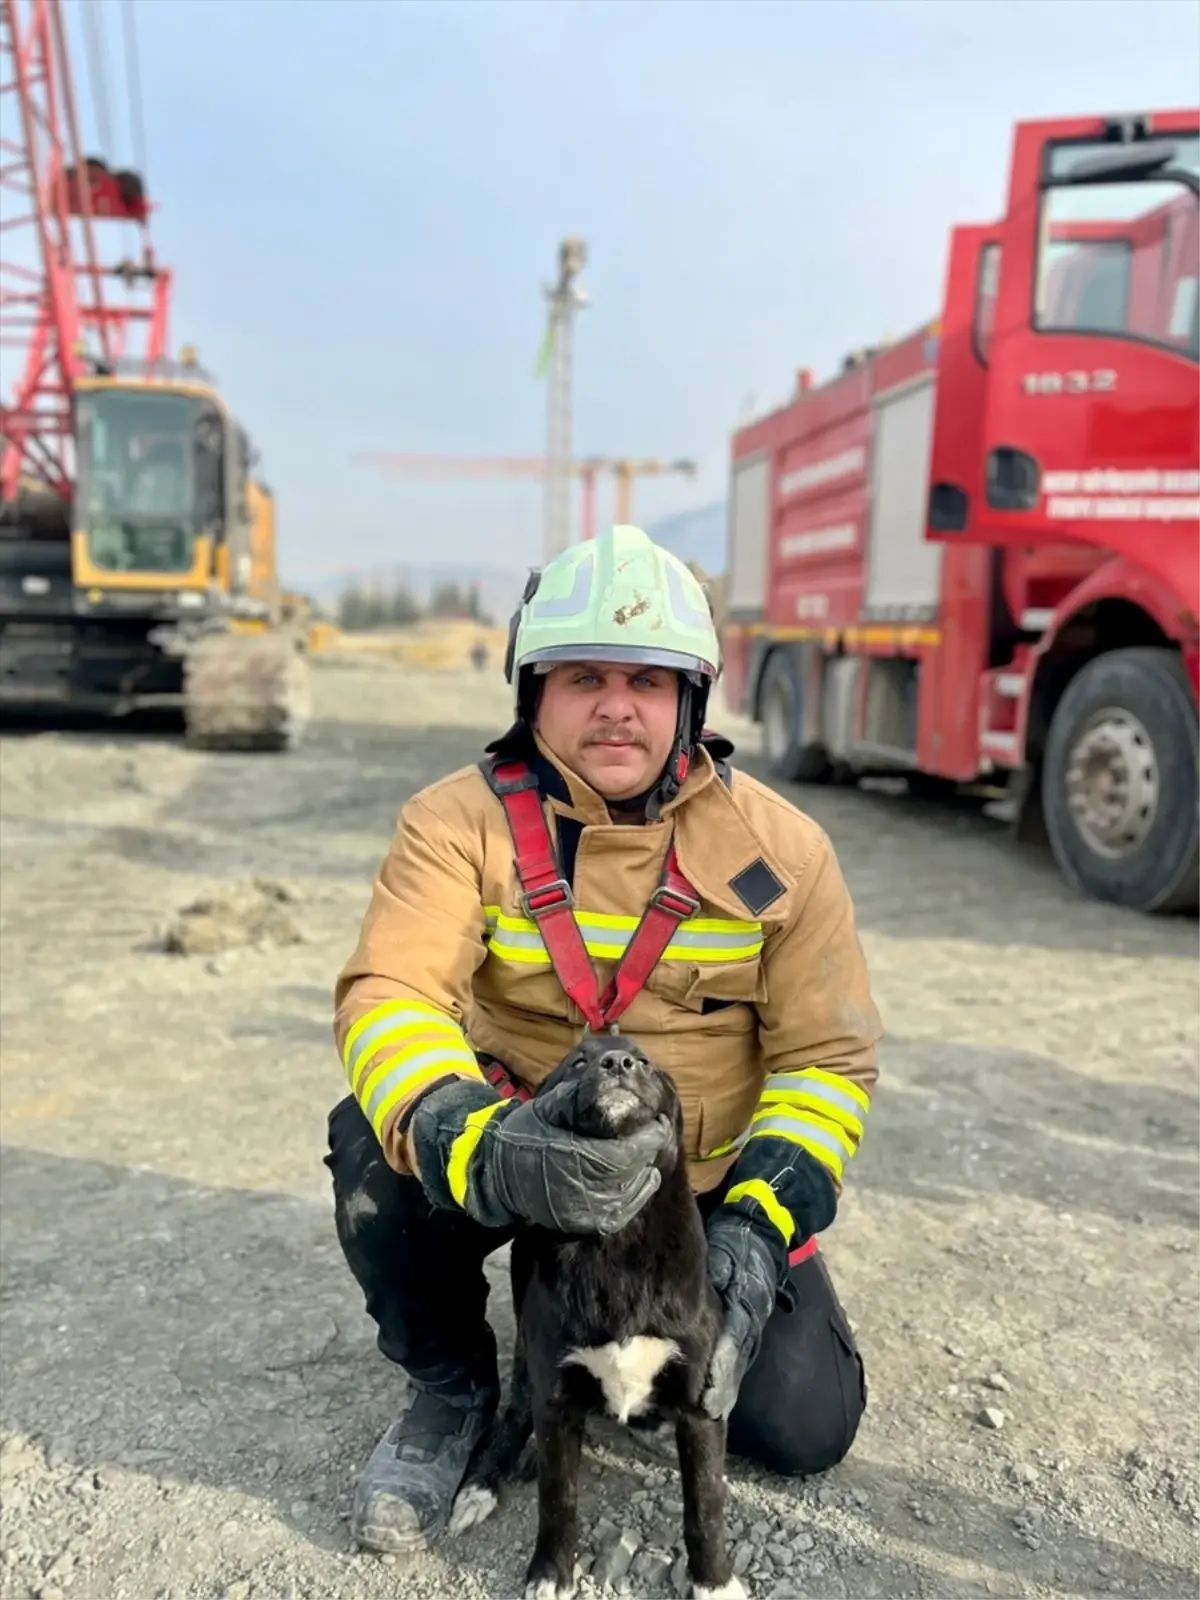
448,1034,745,1600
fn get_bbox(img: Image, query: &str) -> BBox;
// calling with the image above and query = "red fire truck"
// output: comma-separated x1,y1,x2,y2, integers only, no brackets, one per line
721,109,1199,914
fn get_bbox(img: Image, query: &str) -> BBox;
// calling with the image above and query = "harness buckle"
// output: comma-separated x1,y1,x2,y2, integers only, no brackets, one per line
521,878,575,920
651,882,701,919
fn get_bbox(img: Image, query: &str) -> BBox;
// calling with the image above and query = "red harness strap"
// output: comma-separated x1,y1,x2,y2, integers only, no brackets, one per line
485,757,701,1033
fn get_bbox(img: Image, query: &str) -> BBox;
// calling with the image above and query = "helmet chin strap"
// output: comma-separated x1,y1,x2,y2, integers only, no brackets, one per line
613,677,707,822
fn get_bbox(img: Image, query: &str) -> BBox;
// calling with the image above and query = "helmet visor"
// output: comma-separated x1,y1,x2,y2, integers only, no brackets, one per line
524,642,717,681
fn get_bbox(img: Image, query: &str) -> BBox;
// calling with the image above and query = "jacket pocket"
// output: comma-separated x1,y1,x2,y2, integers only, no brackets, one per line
647,957,767,1013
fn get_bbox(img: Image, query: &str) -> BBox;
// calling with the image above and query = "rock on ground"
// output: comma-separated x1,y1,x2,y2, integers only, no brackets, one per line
0,654,1197,1600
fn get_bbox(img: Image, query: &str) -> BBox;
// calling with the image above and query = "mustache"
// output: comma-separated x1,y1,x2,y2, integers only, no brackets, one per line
583,728,649,748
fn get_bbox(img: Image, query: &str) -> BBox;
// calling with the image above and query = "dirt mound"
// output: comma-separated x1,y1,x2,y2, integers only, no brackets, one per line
161,875,306,956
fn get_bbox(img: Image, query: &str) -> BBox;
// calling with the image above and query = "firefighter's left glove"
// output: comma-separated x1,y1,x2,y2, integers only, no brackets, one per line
700,1135,839,1420
409,1075,672,1236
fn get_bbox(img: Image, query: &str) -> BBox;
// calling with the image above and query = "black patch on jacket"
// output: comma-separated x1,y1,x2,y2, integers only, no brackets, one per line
729,856,786,915
455,1035,739,1597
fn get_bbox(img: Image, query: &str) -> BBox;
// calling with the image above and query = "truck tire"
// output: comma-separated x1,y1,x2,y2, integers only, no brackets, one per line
1041,646,1198,914
759,649,830,783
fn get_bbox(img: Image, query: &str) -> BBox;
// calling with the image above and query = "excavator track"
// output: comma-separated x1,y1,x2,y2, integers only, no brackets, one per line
182,628,311,753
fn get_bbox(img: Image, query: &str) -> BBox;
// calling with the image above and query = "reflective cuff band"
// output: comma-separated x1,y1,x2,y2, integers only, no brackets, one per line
703,1066,870,1171
483,904,763,965
344,999,468,1086
759,1065,870,1140
725,1178,795,1248
446,1098,512,1206
342,1000,482,1142
744,1107,856,1181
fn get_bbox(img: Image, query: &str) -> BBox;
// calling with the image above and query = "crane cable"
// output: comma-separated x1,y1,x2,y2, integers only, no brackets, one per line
79,0,114,159
120,0,147,183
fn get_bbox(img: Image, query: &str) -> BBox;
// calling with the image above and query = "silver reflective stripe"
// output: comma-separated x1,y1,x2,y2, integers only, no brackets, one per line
749,1114,848,1165
666,559,715,631
488,925,544,953
347,1009,455,1079
362,1048,469,1127
763,1072,865,1123
531,552,594,619
671,926,758,951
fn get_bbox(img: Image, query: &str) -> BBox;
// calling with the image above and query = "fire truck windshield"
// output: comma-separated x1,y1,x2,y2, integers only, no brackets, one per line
1036,132,1199,360
76,387,225,573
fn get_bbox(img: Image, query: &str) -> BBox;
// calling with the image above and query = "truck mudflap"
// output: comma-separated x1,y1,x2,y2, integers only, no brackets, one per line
182,629,311,753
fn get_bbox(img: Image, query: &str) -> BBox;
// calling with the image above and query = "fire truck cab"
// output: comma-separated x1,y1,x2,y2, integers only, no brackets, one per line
722,110,1199,915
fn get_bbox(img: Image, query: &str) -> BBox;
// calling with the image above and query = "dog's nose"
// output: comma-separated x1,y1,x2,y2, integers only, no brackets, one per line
599,1050,639,1078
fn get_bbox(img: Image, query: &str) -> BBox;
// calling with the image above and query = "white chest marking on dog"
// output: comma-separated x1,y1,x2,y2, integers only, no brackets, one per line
562,1337,681,1424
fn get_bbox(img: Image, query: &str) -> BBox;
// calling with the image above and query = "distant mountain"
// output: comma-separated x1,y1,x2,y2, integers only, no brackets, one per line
644,501,728,577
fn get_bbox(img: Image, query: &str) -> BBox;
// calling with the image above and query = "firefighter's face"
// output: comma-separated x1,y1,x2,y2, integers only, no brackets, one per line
535,661,679,800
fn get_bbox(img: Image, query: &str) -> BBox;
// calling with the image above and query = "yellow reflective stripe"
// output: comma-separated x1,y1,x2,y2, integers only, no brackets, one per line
796,1065,870,1114
446,1099,511,1206
343,1000,482,1141
726,1178,794,1247
481,905,762,965
704,1071,870,1172
759,1073,866,1139
744,1106,854,1181
356,1030,478,1106
482,906,761,936
367,1059,478,1144
350,1019,468,1098
344,999,461,1076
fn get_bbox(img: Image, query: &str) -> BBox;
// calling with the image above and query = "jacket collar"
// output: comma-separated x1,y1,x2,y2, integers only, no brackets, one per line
531,731,718,824
527,733,796,924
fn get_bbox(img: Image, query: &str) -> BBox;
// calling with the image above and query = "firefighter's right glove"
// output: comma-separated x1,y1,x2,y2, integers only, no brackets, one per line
409,1074,672,1236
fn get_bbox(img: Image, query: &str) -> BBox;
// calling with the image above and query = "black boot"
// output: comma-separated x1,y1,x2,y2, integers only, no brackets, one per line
351,1366,500,1553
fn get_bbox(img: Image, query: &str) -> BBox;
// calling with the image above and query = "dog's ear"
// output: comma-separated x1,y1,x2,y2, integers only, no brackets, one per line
536,1048,583,1100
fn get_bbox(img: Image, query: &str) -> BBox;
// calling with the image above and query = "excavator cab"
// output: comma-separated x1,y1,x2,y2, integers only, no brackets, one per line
71,364,251,606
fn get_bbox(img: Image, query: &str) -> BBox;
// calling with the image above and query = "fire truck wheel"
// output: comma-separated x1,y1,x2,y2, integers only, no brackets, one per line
1042,646,1198,914
759,649,830,783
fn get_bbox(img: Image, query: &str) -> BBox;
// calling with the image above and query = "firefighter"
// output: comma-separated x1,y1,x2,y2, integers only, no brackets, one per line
326,524,882,1555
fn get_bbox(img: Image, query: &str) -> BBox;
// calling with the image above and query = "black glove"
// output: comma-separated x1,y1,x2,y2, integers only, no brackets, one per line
700,1135,838,1421
409,1074,672,1236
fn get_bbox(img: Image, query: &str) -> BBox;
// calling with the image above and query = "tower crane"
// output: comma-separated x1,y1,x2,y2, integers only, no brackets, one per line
0,0,307,749
353,452,697,543
537,237,588,563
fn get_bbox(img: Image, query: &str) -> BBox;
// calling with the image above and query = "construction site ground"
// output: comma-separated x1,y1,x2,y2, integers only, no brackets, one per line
1,648,1197,1600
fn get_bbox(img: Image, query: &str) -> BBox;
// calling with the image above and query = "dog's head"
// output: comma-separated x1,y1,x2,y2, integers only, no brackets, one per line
538,1033,682,1153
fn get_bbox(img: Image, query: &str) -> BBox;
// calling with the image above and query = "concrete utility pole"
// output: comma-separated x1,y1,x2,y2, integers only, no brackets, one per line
539,237,588,562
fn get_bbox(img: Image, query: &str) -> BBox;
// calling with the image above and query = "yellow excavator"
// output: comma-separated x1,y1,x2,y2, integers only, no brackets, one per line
0,4,308,751
1,351,311,751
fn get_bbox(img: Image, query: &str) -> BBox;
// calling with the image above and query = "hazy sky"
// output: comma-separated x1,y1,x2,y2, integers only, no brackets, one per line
39,0,1200,584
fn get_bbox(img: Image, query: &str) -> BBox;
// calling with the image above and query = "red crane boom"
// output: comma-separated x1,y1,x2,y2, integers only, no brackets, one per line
0,0,170,503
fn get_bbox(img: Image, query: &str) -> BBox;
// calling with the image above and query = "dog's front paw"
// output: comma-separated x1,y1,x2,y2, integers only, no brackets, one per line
447,1482,498,1535
692,1578,748,1600
523,1559,580,1600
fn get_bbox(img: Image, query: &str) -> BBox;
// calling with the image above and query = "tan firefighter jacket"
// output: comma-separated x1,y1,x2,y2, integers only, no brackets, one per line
333,734,882,1196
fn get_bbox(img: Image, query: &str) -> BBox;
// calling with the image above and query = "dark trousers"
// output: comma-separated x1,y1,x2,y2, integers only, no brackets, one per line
325,1094,867,1479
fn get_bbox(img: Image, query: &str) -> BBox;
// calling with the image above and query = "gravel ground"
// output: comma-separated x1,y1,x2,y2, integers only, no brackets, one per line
1,652,1197,1600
